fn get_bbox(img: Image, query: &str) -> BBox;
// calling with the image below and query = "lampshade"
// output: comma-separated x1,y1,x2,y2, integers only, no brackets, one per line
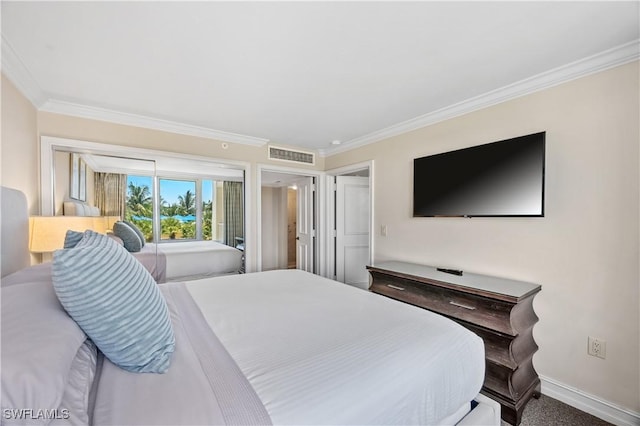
29,216,121,253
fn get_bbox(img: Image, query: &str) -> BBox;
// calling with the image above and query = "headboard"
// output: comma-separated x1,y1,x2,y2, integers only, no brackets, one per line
63,200,100,216
1,186,30,277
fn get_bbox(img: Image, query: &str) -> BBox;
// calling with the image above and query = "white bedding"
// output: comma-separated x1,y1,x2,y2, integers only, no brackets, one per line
185,269,485,425
139,241,243,281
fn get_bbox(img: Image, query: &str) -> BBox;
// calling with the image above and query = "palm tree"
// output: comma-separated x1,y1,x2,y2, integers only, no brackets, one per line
177,190,196,215
202,200,213,240
161,217,182,239
127,183,152,217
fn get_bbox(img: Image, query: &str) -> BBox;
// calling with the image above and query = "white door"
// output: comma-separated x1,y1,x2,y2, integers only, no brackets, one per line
336,176,370,289
296,177,315,273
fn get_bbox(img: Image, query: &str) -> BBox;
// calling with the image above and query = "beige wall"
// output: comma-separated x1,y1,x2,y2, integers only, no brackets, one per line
53,150,70,214
1,75,39,214
326,62,640,412
261,186,288,270
38,111,326,171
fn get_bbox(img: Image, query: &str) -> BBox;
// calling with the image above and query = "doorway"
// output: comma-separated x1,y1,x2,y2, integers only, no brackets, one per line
259,170,319,274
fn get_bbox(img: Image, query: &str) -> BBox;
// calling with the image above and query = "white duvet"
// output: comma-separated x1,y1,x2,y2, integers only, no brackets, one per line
186,269,485,425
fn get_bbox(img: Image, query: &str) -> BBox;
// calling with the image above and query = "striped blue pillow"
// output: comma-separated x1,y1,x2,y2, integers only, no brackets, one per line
52,230,175,373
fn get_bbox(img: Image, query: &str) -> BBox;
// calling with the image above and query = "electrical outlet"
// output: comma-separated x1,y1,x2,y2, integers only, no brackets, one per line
588,336,606,359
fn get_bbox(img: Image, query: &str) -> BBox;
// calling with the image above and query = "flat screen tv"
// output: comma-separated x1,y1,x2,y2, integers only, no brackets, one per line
413,132,545,217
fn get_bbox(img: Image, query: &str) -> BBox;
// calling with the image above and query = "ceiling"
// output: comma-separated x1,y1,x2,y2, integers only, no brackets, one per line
2,2,638,155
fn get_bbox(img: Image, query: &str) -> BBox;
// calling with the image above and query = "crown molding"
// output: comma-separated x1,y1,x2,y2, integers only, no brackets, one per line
1,35,49,107
4,32,637,154
39,99,269,147
321,39,640,157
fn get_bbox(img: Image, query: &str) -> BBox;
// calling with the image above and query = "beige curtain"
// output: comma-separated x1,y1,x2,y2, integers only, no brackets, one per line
223,181,244,247
94,172,127,218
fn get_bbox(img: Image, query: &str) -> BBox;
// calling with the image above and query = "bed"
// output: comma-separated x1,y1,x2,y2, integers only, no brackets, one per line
134,241,244,283
62,199,243,281
0,186,500,425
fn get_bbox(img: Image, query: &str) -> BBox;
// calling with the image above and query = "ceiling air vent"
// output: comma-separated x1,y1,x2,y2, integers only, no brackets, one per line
268,146,315,165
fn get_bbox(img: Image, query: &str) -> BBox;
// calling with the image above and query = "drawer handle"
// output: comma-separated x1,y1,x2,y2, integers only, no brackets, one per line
449,301,477,310
386,284,405,291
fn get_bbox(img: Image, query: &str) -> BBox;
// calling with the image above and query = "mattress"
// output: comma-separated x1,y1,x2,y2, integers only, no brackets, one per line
134,241,243,282
185,270,485,425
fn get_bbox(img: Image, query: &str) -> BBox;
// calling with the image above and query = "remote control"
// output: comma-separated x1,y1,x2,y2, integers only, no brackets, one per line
437,267,463,276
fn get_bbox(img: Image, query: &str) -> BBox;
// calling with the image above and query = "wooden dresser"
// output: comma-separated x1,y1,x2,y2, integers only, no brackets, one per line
367,261,541,426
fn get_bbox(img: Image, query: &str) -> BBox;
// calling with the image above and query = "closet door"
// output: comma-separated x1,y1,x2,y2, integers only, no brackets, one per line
336,176,370,289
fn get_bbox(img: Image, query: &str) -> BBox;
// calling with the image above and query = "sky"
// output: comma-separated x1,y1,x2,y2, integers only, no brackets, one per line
127,175,213,205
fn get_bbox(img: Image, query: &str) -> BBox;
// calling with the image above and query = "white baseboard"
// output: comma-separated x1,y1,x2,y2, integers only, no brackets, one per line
540,375,640,426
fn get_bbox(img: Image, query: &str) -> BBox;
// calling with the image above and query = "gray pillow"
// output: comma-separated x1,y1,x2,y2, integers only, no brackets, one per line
64,229,85,249
113,221,142,253
123,220,146,247
52,230,175,373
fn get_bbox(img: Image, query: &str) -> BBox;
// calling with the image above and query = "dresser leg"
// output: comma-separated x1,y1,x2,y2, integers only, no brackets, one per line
532,382,542,399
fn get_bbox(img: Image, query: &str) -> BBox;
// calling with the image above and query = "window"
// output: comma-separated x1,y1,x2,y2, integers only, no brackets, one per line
125,175,154,242
159,179,196,240
202,179,214,241
126,175,225,243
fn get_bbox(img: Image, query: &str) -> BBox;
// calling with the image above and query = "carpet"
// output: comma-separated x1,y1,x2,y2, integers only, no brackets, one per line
500,395,612,426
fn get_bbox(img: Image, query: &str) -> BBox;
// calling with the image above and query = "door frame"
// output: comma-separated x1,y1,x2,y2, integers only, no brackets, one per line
325,160,375,281
256,164,326,274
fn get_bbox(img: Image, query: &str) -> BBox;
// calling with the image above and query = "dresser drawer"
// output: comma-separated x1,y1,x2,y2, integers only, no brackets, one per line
370,273,517,335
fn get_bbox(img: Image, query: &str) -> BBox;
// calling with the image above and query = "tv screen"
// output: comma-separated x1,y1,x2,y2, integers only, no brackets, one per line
413,132,545,217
